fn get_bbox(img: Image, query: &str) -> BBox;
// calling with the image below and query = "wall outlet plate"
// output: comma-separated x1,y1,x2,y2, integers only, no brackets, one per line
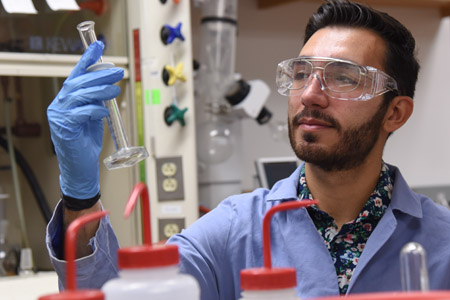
156,156,184,201
158,218,185,241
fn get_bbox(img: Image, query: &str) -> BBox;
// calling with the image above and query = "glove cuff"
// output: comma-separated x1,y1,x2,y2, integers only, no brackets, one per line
62,192,101,211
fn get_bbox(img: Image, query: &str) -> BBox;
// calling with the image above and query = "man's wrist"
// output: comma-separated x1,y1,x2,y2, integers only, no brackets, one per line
62,192,101,211
62,200,102,259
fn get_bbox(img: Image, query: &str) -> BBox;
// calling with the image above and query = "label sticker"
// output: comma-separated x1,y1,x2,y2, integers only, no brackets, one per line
151,89,161,105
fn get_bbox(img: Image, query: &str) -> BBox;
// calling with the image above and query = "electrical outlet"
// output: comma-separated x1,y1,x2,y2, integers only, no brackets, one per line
163,223,180,237
158,218,185,241
156,156,184,201
161,162,177,177
162,178,178,192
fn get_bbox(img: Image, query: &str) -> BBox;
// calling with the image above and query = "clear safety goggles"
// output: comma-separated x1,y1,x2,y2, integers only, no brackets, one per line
276,56,398,101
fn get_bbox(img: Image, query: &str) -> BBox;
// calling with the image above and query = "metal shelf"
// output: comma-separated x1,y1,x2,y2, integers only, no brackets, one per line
0,52,129,78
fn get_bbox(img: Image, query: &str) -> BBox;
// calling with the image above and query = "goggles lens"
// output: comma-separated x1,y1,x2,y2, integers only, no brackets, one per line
276,57,398,101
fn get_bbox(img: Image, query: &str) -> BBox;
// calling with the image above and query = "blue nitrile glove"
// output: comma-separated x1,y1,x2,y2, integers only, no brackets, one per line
47,41,124,201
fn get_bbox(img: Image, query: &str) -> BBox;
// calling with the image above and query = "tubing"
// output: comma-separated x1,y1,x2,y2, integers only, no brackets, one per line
0,135,52,223
3,100,29,248
262,200,318,268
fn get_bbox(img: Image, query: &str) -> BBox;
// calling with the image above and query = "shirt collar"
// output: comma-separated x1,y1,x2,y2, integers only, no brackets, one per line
265,162,423,219
298,161,392,196
386,163,423,218
304,162,393,225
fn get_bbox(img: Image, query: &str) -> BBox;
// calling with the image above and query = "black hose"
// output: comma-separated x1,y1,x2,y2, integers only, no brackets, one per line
0,135,52,223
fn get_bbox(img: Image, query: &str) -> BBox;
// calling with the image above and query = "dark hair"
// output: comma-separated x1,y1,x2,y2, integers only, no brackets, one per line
304,0,420,100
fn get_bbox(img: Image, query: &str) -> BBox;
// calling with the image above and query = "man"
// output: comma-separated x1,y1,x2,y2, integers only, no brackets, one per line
46,1,450,299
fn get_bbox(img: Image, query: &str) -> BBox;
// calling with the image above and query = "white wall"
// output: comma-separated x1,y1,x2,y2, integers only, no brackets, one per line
384,13,450,187
191,0,450,191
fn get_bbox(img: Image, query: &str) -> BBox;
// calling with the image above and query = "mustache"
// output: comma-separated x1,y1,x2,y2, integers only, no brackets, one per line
292,108,341,131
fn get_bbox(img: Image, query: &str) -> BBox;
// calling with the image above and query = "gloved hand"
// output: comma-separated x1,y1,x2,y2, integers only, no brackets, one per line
47,41,124,201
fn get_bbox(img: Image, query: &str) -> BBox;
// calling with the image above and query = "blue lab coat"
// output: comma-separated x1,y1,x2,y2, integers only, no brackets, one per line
46,164,450,300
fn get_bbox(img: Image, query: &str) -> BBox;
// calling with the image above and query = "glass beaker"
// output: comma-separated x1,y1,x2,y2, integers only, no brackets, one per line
77,21,148,170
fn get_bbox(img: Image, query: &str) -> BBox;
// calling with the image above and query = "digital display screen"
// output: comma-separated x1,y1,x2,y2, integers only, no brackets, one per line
263,162,298,189
255,158,299,189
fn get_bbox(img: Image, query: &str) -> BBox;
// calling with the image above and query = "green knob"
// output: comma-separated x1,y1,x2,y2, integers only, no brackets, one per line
164,103,188,127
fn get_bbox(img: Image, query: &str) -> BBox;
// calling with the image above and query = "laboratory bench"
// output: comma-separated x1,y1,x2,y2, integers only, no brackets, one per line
0,271,58,299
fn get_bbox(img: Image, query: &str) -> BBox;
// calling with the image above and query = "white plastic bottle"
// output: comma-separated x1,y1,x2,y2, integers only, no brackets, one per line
102,244,200,300
240,289,298,299
239,267,299,300
102,182,200,300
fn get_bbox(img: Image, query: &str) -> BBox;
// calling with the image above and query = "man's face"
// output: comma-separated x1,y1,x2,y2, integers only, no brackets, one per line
288,26,389,172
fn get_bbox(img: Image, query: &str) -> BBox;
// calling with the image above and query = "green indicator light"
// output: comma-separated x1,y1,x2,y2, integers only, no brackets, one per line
151,89,161,105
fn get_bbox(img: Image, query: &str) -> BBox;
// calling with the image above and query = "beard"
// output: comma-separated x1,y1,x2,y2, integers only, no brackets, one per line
288,103,388,172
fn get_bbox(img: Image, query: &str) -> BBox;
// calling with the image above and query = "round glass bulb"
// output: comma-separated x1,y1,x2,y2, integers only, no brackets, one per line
197,119,233,164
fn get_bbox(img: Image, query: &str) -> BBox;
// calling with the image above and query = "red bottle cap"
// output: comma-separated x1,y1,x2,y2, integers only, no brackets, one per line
118,244,179,269
241,267,296,290
38,290,104,300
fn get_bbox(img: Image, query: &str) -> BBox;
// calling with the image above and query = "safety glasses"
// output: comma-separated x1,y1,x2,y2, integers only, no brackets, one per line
276,56,398,101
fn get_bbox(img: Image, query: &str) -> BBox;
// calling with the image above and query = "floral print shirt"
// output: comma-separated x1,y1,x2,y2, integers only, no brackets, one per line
298,163,393,295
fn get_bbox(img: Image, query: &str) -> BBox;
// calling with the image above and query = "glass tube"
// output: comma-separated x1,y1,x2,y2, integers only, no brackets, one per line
77,21,148,170
400,242,429,291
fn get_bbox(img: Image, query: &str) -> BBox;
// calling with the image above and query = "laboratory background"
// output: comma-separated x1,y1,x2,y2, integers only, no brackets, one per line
0,0,449,297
